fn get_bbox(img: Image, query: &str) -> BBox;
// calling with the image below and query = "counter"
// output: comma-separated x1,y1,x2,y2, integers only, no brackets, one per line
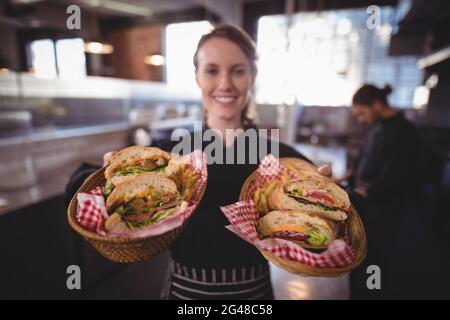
0,165,78,216
0,123,130,215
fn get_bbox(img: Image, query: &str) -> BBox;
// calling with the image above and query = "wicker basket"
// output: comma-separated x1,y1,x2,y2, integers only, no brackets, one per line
67,167,204,264
239,158,367,277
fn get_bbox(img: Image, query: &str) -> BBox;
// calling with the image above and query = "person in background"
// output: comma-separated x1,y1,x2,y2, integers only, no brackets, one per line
346,84,422,298
66,24,332,300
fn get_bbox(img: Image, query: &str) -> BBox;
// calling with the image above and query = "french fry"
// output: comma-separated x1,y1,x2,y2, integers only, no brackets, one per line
260,191,269,214
281,172,291,182
255,187,270,215
284,163,299,174
181,166,200,200
254,187,261,203
262,181,278,211
252,180,281,216
265,180,279,195
254,188,262,210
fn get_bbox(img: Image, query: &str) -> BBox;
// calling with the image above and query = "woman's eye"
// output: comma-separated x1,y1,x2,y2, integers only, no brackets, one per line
206,69,218,75
233,69,246,76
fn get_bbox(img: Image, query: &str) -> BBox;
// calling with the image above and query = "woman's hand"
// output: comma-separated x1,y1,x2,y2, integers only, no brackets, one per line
317,164,332,177
103,151,117,167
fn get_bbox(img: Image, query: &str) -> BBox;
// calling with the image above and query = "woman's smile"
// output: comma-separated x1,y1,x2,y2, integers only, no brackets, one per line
212,95,239,107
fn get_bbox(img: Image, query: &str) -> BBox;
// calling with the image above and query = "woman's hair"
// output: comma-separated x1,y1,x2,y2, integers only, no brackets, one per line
193,24,258,129
352,84,393,107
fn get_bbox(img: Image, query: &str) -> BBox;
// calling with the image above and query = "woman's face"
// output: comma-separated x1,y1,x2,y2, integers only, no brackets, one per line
195,37,255,125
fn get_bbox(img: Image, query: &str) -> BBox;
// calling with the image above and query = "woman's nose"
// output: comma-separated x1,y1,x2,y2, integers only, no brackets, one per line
218,72,233,90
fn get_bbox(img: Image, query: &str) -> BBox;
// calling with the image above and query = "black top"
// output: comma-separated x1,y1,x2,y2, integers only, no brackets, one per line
164,130,307,270
65,127,308,270
355,112,421,207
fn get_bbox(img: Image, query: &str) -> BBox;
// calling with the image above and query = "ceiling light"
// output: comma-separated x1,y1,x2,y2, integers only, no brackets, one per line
144,54,165,66
84,41,114,54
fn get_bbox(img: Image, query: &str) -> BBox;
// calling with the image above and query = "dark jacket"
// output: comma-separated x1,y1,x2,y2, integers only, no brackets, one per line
355,112,421,209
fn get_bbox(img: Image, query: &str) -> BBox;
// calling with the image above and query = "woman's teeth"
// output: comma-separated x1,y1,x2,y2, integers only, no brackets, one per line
215,96,236,104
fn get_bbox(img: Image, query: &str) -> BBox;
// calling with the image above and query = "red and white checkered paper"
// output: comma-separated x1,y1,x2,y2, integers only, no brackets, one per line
77,187,108,235
76,149,207,238
220,154,354,268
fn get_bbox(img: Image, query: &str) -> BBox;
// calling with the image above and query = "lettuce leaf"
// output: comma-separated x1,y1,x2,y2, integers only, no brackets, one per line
307,229,328,247
125,208,176,229
113,165,165,177
102,182,114,197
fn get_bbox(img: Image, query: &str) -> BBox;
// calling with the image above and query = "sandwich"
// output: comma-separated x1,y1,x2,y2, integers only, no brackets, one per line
258,210,337,249
104,172,188,232
268,178,350,221
103,146,182,195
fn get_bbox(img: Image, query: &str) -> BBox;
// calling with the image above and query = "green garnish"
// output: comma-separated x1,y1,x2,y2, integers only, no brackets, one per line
113,165,166,177
102,182,114,197
126,208,176,229
308,229,327,247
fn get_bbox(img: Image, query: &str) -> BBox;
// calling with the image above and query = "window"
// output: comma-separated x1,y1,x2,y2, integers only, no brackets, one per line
256,8,423,108
28,38,86,80
29,39,57,79
55,38,86,80
165,21,213,92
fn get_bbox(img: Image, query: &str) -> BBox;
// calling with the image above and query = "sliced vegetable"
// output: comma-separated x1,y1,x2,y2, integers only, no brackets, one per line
287,192,338,211
113,165,166,177
307,191,335,206
102,182,114,197
151,207,176,223
307,229,328,247
126,207,176,229
155,157,166,167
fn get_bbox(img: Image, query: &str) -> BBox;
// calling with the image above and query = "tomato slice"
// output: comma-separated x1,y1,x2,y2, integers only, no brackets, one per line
307,191,335,205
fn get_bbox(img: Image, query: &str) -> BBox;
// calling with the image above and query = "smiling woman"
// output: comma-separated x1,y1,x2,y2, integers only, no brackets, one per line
158,24,312,301
65,24,314,301
193,25,258,136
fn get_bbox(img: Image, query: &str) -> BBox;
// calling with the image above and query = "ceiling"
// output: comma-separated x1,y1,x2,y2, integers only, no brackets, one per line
54,0,242,17
390,0,450,55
